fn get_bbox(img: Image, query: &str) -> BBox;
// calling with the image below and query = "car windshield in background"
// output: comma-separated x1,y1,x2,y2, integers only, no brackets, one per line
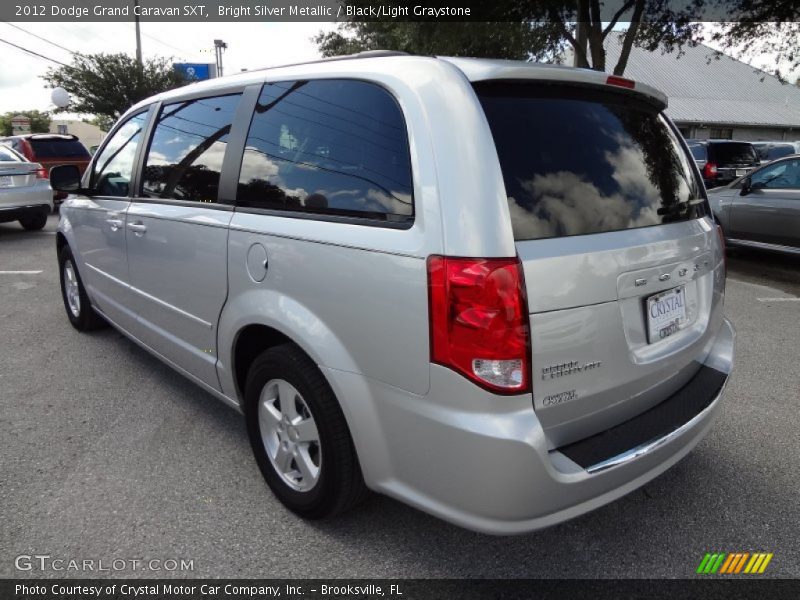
0,146,22,162
688,144,707,160
29,138,90,159
709,143,758,164
755,144,794,162
474,82,706,241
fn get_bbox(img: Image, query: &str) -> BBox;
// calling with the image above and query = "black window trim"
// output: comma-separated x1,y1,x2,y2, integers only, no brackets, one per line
232,76,416,230
86,105,154,197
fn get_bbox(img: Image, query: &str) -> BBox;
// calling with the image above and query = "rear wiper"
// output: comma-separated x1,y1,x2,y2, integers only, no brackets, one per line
657,202,690,217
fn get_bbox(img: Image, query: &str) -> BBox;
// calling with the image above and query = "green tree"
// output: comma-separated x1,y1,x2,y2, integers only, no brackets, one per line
42,53,187,124
315,22,546,61
82,114,115,133
315,1,706,76
0,110,51,136
709,1,800,82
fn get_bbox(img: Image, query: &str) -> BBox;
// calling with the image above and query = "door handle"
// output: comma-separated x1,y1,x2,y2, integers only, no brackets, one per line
106,218,123,231
128,222,147,236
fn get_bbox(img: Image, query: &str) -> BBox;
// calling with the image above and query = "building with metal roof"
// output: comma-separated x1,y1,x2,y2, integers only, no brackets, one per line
603,36,800,141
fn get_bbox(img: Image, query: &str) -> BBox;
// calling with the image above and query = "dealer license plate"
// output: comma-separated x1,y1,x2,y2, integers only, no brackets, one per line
646,286,687,343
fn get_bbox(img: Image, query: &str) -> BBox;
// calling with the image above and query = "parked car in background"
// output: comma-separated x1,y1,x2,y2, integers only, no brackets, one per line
686,140,759,189
51,54,733,534
0,134,91,202
751,141,800,165
708,154,800,255
0,144,53,230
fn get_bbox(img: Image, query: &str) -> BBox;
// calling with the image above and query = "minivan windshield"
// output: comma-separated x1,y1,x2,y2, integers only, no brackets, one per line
474,82,707,241
754,144,794,162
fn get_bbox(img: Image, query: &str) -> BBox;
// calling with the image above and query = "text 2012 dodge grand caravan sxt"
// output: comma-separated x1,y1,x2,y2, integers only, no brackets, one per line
52,53,734,534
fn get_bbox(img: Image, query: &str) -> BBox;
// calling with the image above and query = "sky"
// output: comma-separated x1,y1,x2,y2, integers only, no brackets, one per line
0,21,795,118
0,21,337,114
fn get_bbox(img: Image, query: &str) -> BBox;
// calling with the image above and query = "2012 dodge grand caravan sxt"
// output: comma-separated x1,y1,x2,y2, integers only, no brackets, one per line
51,53,734,534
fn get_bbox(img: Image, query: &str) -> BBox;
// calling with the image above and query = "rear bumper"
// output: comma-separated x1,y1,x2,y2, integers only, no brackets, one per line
0,183,53,220
0,203,51,223
325,318,734,535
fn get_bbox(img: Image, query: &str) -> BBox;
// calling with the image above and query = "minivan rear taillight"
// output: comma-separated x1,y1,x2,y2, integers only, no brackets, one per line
427,256,531,394
703,162,718,179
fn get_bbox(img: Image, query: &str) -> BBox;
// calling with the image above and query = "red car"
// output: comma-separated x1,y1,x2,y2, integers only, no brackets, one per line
0,134,91,201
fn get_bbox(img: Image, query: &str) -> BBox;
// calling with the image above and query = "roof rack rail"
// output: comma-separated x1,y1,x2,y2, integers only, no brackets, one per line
250,50,412,74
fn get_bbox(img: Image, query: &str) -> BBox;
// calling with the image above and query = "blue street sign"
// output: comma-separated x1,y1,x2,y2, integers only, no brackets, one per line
174,63,212,81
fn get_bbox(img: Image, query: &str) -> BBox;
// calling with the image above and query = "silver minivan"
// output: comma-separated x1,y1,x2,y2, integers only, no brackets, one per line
51,53,734,534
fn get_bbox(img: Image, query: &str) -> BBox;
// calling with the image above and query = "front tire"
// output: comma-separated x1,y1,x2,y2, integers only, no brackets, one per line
19,211,47,231
245,344,368,519
58,245,106,331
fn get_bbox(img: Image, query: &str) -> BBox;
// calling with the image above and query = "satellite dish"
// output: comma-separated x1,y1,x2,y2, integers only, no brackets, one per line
51,87,71,108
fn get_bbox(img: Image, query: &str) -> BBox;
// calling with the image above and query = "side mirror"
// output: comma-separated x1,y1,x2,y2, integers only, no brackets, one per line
49,164,82,193
739,177,751,196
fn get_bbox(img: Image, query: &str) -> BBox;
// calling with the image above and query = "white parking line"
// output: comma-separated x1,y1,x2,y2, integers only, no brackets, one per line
0,270,43,275
757,297,800,302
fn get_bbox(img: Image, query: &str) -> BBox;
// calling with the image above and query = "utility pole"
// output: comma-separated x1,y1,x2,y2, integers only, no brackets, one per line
134,0,142,66
213,39,227,77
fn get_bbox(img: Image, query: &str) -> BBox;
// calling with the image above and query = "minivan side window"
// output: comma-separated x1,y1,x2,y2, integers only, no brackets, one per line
91,112,148,197
141,94,241,204
237,79,413,223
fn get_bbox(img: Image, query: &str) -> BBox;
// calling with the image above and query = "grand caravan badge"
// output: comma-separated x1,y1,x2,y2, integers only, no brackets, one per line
541,360,602,380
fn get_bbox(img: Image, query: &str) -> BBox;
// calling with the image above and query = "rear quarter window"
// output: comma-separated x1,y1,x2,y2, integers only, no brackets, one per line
236,79,413,224
475,82,707,241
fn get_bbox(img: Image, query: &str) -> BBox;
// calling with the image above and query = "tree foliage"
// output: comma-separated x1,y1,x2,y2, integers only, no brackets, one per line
42,53,187,124
315,1,706,75
315,1,798,80
0,110,51,136
315,22,545,61
709,2,799,82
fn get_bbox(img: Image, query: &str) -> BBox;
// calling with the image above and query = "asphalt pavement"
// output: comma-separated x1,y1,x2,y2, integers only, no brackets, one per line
1,214,798,578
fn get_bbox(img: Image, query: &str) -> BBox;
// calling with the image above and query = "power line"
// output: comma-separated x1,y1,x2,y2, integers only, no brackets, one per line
3,22,77,56
126,23,190,56
0,37,68,66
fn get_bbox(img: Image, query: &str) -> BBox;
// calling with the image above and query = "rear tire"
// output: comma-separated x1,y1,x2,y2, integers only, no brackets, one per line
58,245,106,331
19,211,47,231
245,344,369,519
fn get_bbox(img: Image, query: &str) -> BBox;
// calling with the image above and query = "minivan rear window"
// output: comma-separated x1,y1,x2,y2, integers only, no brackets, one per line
475,82,707,241
29,138,90,159
708,143,758,165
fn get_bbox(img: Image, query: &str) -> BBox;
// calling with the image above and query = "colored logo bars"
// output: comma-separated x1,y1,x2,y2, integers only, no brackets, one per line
697,552,774,574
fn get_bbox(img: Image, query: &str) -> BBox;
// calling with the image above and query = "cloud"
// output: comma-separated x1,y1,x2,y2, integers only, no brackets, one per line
509,142,671,239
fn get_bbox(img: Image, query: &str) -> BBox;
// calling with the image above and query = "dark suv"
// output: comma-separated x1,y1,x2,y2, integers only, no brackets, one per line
0,134,91,202
686,140,759,189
